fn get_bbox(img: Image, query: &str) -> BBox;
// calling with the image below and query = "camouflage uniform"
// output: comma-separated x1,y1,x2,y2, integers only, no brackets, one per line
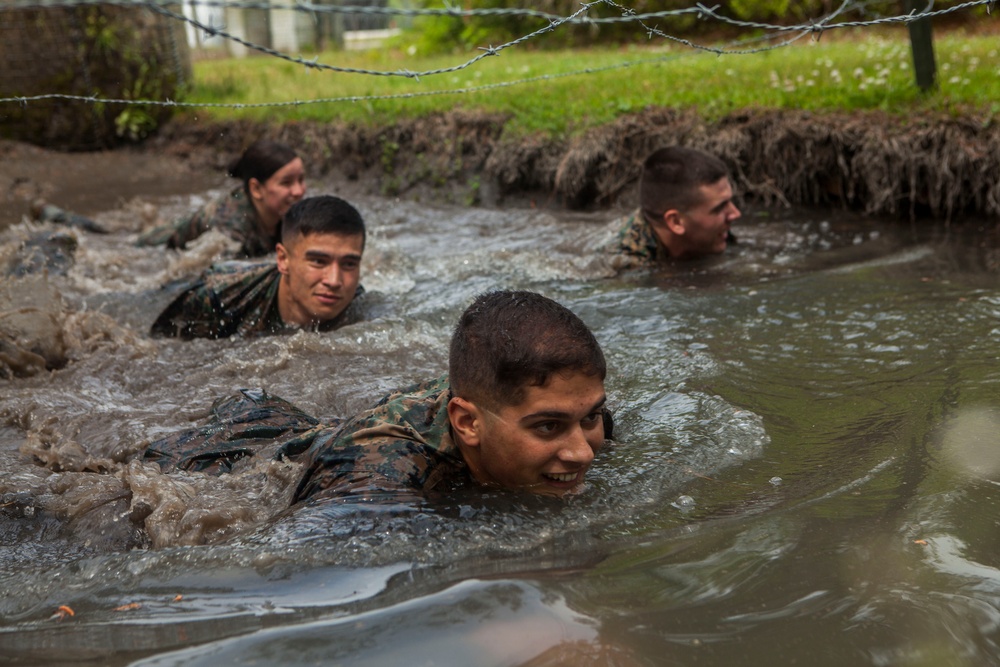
292,375,466,503
143,388,335,475
141,376,464,499
138,186,276,258
150,261,365,339
608,208,664,271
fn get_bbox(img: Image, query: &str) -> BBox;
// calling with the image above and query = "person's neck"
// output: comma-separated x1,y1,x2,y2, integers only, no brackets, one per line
645,214,682,259
251,198,280,239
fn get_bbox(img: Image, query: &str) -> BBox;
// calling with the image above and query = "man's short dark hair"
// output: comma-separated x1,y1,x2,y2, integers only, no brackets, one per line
449,290,606,409
281,196,366,248
640,146,730,220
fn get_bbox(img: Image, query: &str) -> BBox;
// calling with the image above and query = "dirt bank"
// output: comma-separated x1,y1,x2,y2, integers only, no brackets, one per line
3,107,998,229
148,107,1000,221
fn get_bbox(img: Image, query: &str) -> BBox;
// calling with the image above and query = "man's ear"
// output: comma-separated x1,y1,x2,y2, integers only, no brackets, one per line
663,209,685,236
275,242,290,276
448,396,482,447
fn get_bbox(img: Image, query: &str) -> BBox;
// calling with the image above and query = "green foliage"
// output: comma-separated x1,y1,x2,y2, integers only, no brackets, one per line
77,7,181,145
389,0,984,53
187,33,999,139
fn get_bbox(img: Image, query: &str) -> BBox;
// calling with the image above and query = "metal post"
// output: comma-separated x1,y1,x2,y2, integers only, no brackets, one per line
904,0,937,91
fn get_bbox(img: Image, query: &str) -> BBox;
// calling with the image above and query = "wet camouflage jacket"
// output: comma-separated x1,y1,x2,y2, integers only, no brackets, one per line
137,186,277,258
150,261,364,339
142,376,465,500
143,388,334,475
292,375,467,504
609,208,664,270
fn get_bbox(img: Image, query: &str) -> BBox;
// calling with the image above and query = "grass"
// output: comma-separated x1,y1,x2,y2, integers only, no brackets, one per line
183,28,1000,138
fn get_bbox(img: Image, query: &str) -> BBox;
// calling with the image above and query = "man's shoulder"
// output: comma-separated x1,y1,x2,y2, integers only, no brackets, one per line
608,208,660,270
367,374,451,422
150,262,280,338
291,374,459,503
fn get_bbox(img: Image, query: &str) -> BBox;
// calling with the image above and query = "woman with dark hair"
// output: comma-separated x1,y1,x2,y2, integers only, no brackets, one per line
137,139,306,257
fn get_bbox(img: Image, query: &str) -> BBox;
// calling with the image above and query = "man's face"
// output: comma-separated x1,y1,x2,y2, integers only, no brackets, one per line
457,370,607,497
673,177,741,259
251,157,306,221
276,231,363,327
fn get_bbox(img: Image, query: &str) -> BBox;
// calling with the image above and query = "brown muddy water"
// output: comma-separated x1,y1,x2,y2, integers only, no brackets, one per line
3,170,1000,666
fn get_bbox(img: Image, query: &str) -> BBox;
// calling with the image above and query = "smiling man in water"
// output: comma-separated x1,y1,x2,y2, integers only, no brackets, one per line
151,195,365,339
610,145,742,270
144,290,613,499
291,289,613,502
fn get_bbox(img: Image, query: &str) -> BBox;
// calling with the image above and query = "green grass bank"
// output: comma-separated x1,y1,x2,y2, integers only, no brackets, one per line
183,30,998,137
158,27,999,221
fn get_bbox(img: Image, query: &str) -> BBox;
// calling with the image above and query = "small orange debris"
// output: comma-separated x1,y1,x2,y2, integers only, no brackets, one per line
50,605,75,621
172,595,183,602
113,603,142,612
914,539,928,546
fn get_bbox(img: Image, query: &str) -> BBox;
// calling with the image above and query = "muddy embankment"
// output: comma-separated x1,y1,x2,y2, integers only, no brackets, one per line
150,107,1000,223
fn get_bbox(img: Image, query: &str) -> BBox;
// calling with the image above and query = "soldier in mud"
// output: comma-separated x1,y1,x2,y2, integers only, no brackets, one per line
610,145,742,269
150,194,365,340
145,290,615,502
33,139,305,259
137,139,306,257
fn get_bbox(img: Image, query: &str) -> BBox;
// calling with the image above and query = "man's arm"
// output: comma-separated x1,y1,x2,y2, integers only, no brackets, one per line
150,280,229,339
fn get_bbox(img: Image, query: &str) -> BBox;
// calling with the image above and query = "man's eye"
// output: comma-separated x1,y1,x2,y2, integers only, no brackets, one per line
582,412,602,428
534,421,559,435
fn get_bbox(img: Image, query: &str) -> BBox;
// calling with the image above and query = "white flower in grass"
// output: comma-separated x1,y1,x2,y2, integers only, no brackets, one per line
853,67,864,78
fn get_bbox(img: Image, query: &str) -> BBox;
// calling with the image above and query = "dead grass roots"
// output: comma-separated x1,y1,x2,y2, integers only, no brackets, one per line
153,108,1000,222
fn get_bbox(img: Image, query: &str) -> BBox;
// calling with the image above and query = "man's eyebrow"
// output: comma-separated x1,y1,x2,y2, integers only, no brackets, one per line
303,250,362,261
520,395,607,421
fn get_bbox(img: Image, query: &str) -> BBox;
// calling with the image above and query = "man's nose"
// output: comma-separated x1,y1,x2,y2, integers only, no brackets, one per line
728,201,742,222
560,427,596,466
322,264,343,287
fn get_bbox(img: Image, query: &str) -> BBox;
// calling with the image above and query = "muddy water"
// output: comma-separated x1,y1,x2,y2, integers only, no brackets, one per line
2,176,1000,666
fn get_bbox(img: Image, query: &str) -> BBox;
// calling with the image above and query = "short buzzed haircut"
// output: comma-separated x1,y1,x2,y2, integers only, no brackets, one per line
281,195,366,249
449,290,606,410
640,146,730,221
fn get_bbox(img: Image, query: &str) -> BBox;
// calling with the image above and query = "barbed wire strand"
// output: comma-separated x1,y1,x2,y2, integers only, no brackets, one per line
0,0,993,108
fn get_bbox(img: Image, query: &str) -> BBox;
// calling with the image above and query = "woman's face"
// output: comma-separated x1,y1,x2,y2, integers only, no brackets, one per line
250,157,306,222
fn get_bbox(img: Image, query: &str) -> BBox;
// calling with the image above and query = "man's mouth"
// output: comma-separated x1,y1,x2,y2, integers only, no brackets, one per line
544,471,579,483
315,293,340,305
